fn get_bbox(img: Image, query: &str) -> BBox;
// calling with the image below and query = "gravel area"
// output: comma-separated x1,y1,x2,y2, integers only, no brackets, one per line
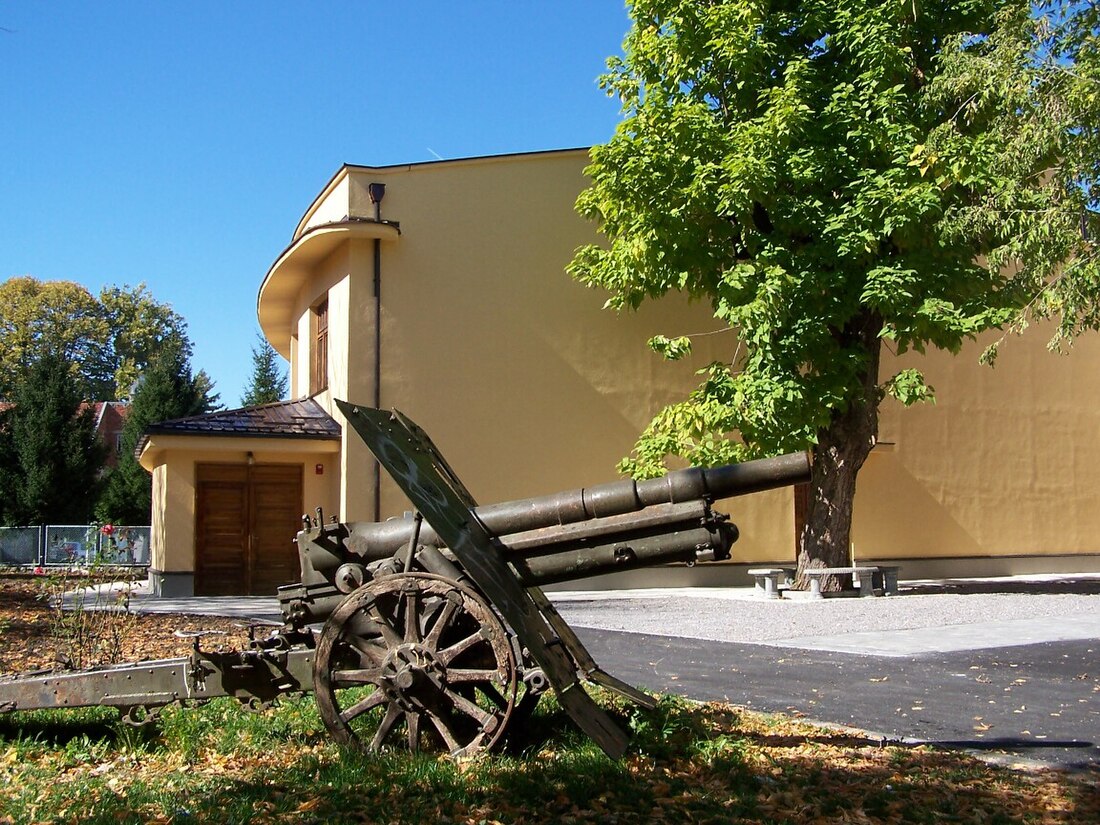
549,579,1100,646
64,573,1100,654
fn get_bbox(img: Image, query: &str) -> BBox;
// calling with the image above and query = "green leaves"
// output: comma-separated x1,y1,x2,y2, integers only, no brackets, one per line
572,0,1097,479
925,1,1100,343
648,334,694,360
883,368,936,406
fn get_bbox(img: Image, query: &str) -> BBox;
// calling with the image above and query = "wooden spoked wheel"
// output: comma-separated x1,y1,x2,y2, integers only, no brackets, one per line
313,573,518,756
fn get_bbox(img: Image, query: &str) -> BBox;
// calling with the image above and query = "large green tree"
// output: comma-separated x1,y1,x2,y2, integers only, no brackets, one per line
571,0,1100,588
0,277,193,401
0,353,104,525
97,350,220,525
240,333,289,406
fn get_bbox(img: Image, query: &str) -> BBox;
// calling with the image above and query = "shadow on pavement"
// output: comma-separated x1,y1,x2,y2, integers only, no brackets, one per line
901,577,1100,597
927,737,1094,752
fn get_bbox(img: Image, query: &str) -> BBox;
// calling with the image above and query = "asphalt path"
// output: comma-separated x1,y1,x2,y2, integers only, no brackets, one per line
572,627,1100,772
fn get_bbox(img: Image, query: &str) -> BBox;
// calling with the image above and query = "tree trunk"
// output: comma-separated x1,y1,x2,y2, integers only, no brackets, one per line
795,310,883,592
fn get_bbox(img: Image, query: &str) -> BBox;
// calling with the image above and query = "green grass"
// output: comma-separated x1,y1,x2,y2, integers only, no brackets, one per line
1,690,1097,824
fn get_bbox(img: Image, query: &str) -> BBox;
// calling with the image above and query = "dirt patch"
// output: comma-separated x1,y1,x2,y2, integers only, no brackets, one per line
0,574,257,676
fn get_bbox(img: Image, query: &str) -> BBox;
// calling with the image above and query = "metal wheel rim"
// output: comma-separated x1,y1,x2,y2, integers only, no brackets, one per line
313,572,517,756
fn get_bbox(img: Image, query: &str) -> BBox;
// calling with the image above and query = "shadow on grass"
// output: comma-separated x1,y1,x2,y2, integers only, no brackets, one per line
739,731,884,750
5,694,1100,824
102,731,1100,825
0,706,139,748
101,738,759,825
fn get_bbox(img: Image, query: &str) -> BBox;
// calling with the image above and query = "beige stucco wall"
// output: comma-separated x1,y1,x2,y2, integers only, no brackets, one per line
266,149,798,564
849,328,1100,563
297,175,351,237
142,436,340,573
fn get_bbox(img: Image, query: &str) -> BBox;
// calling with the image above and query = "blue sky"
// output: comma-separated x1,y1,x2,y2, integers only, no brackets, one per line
0,2,631,405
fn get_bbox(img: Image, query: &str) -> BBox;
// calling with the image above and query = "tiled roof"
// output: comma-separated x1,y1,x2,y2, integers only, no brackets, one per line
136,398,340,455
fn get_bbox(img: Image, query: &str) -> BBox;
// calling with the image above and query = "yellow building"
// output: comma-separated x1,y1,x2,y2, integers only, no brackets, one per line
140,148,1100,596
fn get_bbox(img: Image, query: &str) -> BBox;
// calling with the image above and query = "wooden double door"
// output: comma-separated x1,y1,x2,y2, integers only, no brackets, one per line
195,463,303,596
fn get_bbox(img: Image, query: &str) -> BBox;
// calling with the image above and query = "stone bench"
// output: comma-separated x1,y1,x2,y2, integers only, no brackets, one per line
747,567,795,599
804,566,880,599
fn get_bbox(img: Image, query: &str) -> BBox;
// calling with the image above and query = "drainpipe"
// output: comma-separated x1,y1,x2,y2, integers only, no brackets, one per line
368,183,386,522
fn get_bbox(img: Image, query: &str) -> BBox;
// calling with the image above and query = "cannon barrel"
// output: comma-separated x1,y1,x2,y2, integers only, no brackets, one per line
283,451,810,624
331,451,810,564
477,450,809,530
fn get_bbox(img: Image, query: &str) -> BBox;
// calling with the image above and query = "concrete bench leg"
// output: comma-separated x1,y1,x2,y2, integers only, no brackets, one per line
856,570,876,597
751,574,781,599
807,576,823,599
762,574,780,599
881,569,898,596
749,569,793,599
872,568,900,596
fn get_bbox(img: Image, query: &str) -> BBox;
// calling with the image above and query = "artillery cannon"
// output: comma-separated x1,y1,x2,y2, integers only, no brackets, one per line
0,402,810,758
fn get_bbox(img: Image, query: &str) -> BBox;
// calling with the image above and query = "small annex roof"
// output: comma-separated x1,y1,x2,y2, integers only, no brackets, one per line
135,397,340,457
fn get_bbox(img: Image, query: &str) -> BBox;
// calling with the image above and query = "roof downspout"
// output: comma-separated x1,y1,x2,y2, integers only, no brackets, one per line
368,183,386,522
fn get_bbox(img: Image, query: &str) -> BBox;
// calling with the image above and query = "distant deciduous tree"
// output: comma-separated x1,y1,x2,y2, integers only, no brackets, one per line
240,333,289,407
97,350,220,525
0,353,104,525
0,277,193,401
0,278,109,398
99,283,194,400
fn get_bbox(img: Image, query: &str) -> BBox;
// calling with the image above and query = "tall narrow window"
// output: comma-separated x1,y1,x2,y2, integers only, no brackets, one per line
311,299,329,395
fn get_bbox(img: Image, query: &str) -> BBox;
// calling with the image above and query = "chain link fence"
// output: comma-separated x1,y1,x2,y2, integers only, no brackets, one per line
0,525,150,567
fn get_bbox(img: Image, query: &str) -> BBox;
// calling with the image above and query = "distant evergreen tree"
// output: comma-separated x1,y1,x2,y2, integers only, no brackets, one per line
97,349,219,525
0,353,104,525
240,334,288,406
194,369,222,414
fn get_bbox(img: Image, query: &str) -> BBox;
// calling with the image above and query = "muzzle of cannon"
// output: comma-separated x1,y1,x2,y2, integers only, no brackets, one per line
0,402,811,762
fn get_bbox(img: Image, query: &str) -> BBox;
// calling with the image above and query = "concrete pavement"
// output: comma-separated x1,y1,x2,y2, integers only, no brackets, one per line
548,575,1100,657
